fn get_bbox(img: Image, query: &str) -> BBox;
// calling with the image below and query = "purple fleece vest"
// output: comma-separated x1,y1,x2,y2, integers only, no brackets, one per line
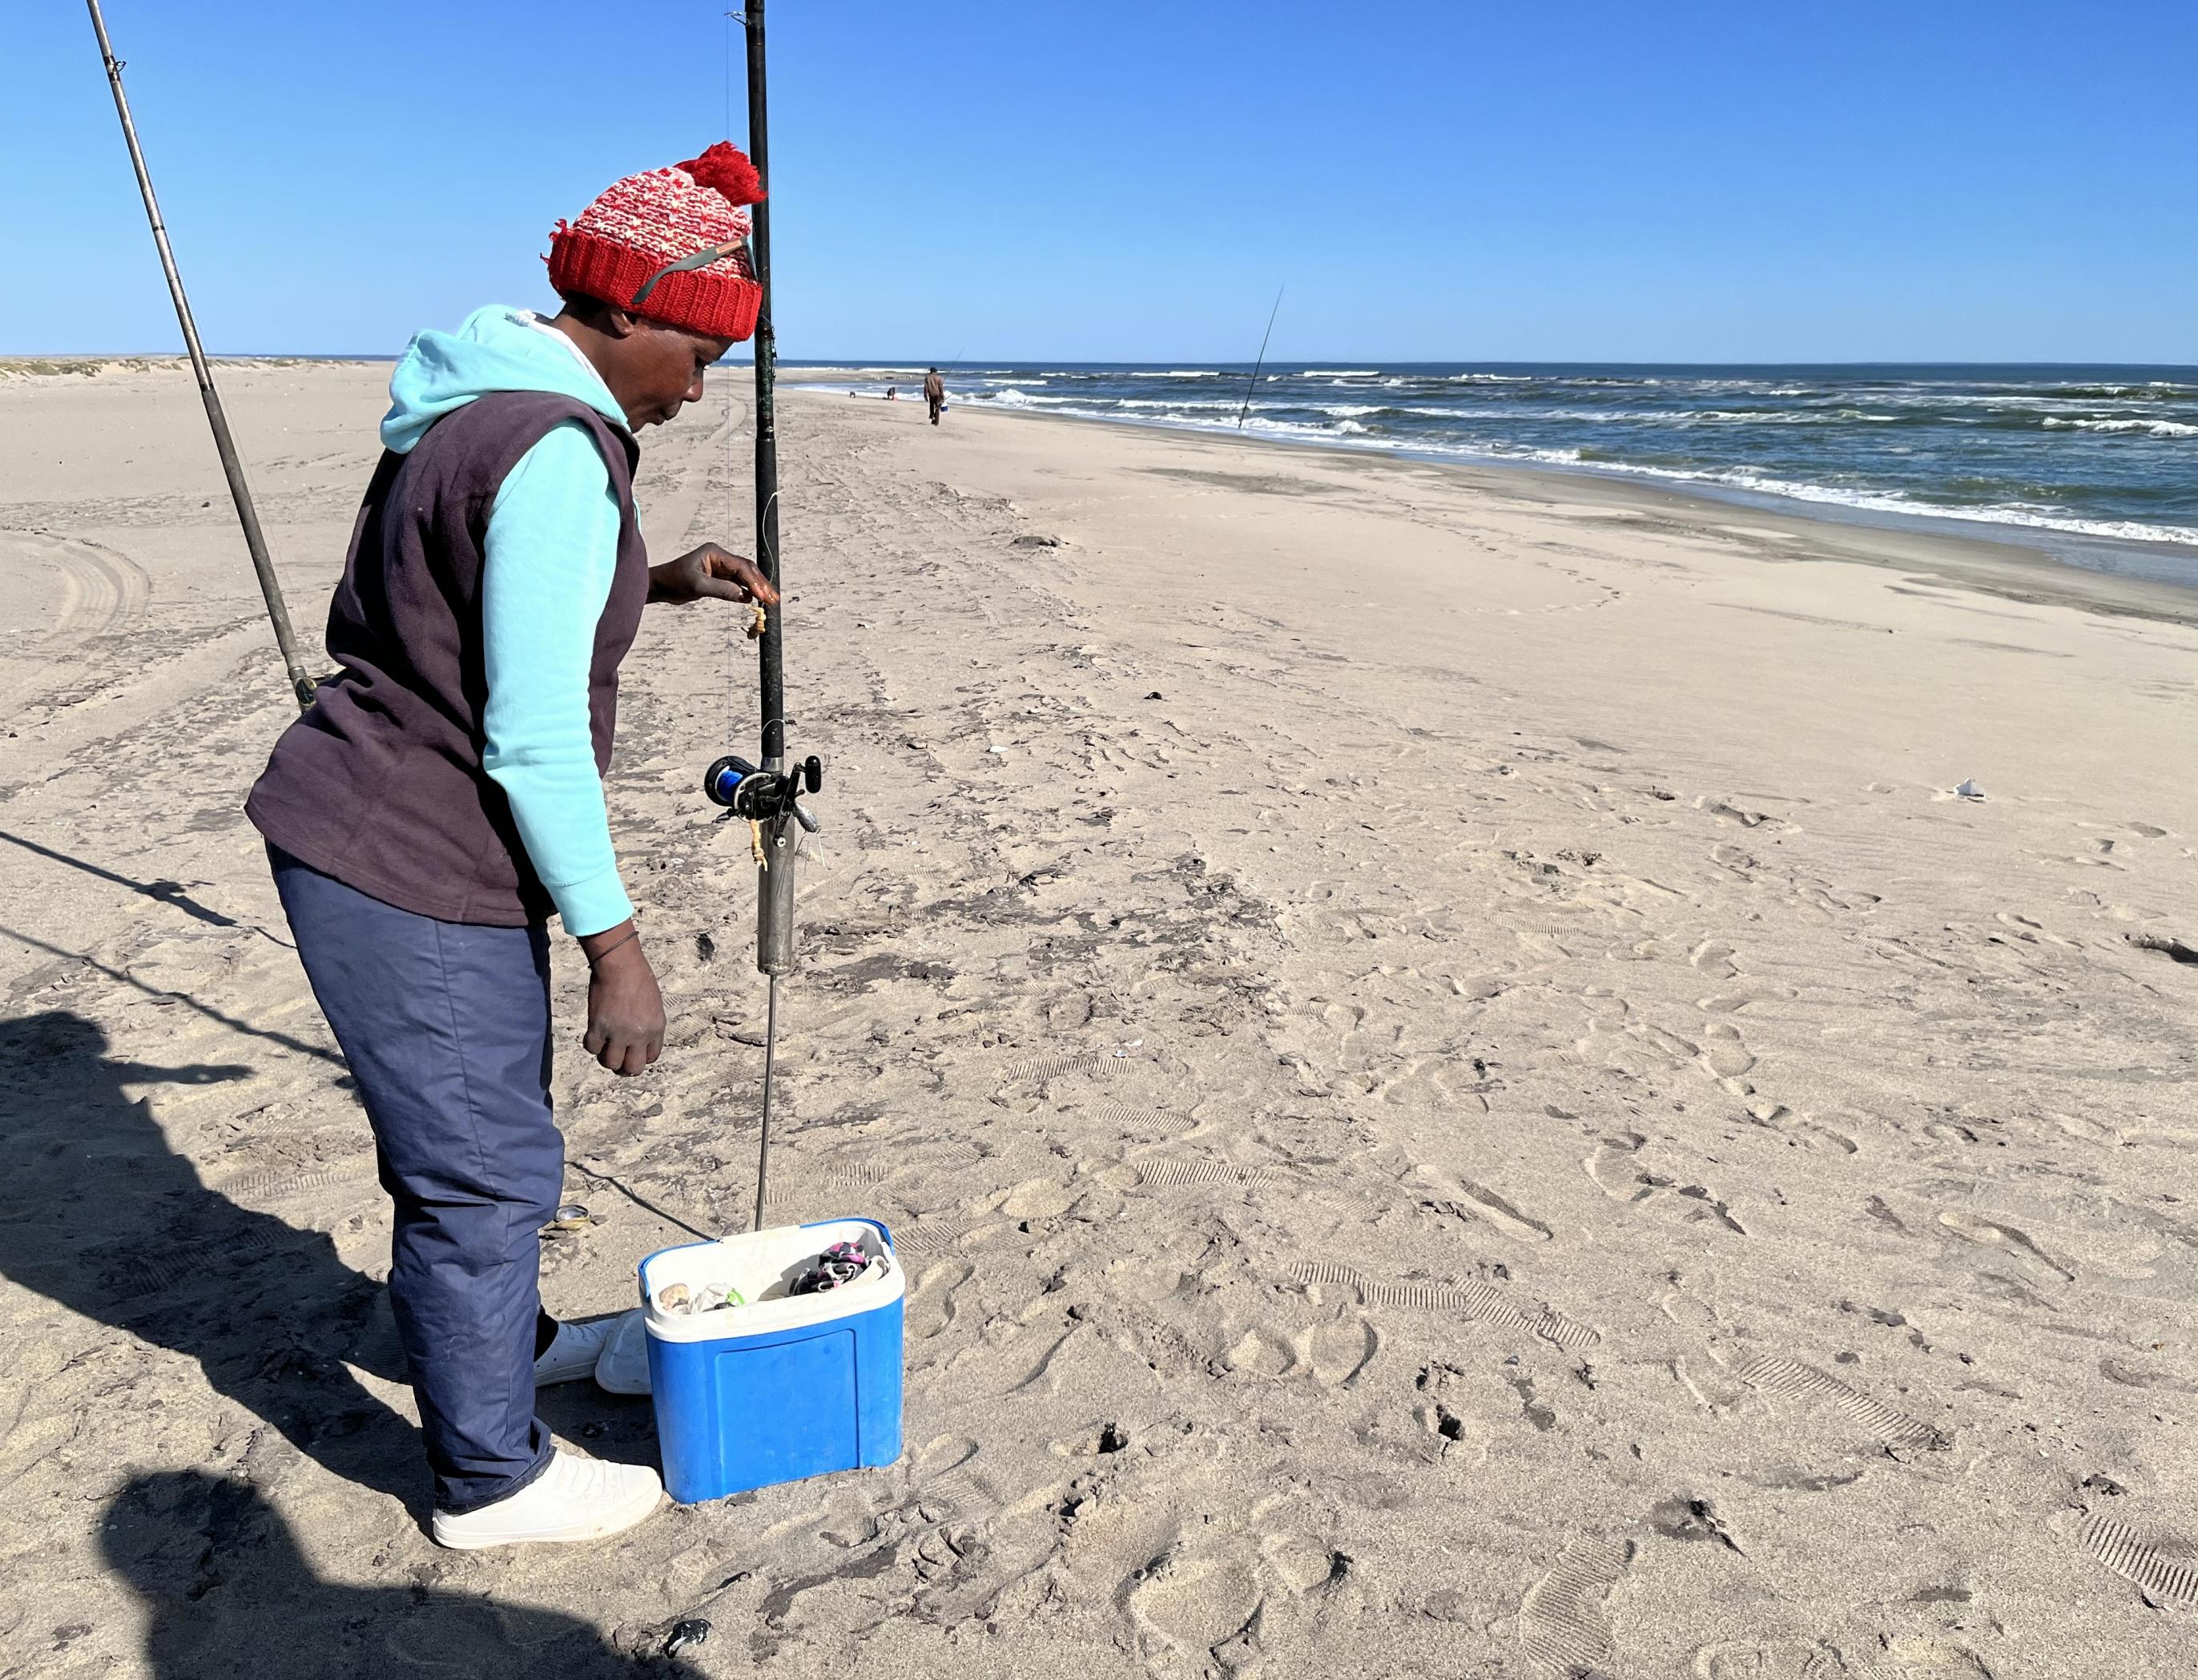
247,392,649,926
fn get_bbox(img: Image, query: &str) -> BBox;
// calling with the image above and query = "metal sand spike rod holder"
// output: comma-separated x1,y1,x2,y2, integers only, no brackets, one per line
85,0,317,713
700,0,824,1233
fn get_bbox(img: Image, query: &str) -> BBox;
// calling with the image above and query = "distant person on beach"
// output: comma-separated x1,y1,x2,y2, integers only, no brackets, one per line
244,144,777,1551
924,366,946,425
884,384,897,400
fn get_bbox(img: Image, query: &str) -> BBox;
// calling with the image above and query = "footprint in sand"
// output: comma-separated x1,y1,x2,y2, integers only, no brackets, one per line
2057,1112,2198,1153
1127,1544,1266,1668
1222,1325,1298,1380
1377,1051,1496,1113
1520,1534,1633,1678
998,1175,1080,1219
1994,911,2079,949
1585,1132,1651,1202
1296,1316,1379,1387
1724,1351,1946,1456
1669,1356,1750,1416
1690,939,1740,979
893,1216,1006,1258
2075,1509,2198,1608
1710,843,1760,881
1132,1155,1276,1194
1593,1021,1697,1076
907,1433,987,1507
1087,1100,1194,1142
1417,1165,1554,1242
1412,1403,1490,1464
1411,1360,1493,1464
1872,1638,2000,1678
1289,1262,1598,1352
216,1156,380,1203
1694,1641,1971,1678
1797,883,1881,917
1692,1640,1842,1677
1659,1273,1724,1333
907,1257,973,1340
1699,796,1795,832
1697,1021,1757,1083
1744,1102,1858,1155
1636,1022,1701,1062
1596,1151,1745,1235
992,1045,1121,1090
1260,1530,1352,1598
1937,1210,2075,1285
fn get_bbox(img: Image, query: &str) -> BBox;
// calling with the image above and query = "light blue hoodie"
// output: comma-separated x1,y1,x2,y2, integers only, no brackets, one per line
381,304,637,937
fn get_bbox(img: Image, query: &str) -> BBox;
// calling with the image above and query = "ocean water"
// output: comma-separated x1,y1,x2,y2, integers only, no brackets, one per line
798,362,2198,583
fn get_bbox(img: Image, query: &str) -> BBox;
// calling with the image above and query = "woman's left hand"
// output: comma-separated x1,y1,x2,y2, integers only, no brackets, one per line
648,542,780,607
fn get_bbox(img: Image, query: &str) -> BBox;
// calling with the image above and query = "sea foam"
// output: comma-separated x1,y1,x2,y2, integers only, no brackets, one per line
929,359,2198,558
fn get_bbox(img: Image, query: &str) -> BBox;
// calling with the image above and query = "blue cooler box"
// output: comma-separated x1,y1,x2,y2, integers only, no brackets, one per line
639,1218,904,1504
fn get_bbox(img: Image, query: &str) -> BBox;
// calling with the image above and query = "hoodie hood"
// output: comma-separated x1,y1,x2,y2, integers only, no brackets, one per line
380,305,627,454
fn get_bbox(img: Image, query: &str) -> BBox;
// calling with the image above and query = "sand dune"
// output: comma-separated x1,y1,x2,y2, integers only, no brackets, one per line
2,360,2194,1677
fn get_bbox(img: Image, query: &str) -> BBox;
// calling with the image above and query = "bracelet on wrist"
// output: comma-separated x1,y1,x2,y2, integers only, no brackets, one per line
586,927,641,968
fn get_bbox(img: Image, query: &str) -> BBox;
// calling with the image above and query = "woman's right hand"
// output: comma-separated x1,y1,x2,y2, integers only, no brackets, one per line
579,922,665,1076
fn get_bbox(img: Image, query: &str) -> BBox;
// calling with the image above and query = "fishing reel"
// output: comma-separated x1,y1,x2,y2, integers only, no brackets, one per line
705,752,821,979
703,753,823,833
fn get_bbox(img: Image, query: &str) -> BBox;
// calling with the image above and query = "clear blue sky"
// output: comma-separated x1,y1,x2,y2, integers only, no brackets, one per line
7,1,2194,363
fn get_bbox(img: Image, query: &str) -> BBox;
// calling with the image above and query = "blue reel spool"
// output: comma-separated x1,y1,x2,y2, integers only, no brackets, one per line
701,755,824,822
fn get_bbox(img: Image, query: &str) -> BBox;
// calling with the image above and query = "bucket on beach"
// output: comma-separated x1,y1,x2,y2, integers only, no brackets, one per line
638,1219,904,1504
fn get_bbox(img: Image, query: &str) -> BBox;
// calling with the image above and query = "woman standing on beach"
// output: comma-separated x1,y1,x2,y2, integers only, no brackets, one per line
244,145,777,1549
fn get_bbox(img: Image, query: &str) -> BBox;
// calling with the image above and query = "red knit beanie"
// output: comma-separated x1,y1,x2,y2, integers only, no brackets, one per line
547,143,766,340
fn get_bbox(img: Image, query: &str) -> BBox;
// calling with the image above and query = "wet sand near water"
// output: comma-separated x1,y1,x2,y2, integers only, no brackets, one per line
2,357,2196,1677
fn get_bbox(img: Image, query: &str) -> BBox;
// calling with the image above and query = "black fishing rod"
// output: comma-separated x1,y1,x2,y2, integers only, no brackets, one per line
1235,284,1284,429
747,1,783,780
702,0,823,1232
85,0,316,712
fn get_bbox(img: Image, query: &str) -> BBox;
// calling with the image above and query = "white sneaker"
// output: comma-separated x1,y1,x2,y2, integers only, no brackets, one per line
594,1309,653,1396
431,1451,662,1549
533,1315,620,1386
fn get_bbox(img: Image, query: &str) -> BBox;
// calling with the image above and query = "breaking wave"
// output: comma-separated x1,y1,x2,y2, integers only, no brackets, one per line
795,359,2198,562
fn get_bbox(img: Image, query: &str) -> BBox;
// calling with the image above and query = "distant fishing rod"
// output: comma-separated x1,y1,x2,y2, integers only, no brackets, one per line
1235,285,1285,429
85,0,316,711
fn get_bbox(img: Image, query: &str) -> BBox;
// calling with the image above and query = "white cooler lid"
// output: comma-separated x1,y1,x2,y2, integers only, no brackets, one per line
640,1219,904,1343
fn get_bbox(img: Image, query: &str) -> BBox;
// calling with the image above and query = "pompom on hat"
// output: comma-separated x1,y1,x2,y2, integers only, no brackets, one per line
547,143,766,340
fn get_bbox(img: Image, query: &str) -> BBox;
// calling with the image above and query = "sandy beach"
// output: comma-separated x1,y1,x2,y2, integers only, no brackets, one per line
4,357,2196,1678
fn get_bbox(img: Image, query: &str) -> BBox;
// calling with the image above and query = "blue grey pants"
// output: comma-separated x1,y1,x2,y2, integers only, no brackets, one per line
270,844,558,1514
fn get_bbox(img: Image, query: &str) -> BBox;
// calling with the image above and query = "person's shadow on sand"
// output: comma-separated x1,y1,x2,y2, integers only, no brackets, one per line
0,1011,425,1516
103,1469,705,1678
